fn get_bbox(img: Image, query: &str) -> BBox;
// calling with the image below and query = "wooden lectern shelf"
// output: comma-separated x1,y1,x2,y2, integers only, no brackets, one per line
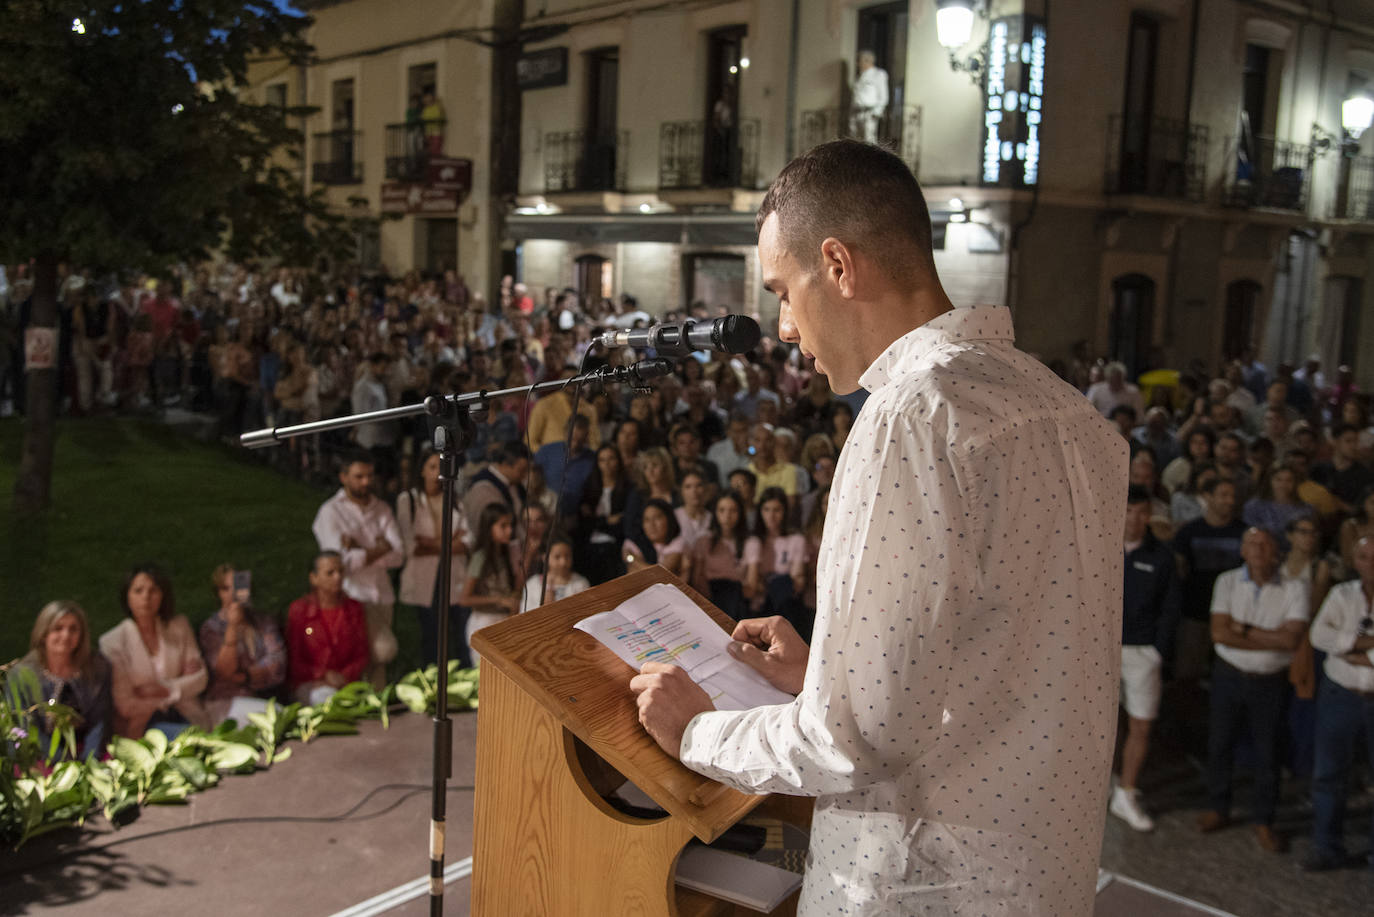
469,566,812,916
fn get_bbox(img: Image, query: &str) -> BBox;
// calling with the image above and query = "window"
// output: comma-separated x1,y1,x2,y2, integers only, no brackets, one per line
265,82,287,111
1118,13,1159,194
408,63,437,105
1110,274,1155,379
704,26,746,187
1223,279,1262,362
583,48,620,190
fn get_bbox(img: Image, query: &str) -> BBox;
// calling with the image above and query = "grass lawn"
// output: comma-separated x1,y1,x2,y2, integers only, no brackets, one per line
0,417,425,676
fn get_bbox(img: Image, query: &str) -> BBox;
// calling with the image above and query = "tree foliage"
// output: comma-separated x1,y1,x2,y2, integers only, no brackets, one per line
0,0,359,270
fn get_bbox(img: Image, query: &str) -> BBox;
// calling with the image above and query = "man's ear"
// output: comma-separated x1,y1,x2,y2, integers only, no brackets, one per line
819,237,857,299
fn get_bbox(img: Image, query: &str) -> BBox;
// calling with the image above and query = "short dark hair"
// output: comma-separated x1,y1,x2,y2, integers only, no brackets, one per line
1110,405,1138,422
756,139,935,292
494,441,530,466
728,467,757,488
1126,484,1153,506
1200,475,1235,496
1332,422,1359,439
337,449,374,474
311,549,342,576
120,562,176,622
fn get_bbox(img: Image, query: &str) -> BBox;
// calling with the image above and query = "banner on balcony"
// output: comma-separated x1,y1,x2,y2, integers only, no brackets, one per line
980,14,1045,188
381,183,461,214
426,157,472,191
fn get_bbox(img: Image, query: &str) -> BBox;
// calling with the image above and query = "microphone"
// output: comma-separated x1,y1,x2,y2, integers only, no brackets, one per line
595,315,761,356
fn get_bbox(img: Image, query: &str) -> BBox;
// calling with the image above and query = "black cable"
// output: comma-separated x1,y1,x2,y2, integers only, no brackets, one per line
0,782,477,877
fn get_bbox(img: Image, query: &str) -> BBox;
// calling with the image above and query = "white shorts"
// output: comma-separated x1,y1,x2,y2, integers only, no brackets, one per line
1120,644,1163,720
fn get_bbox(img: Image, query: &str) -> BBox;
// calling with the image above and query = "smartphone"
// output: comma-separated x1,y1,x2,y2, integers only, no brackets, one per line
232,570,252,605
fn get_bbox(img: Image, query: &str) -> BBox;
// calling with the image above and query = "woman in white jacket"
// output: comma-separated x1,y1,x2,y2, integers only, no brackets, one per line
396,449,473,667
99,563,209,738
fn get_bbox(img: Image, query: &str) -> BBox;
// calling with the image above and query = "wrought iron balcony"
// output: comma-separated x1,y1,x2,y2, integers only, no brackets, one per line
797,105,922,175
384,119,447,182
1104,115,1207,202
311,130,363,185
544,129,629,193
659,118,760,191
1222,135,1314,212
1334,155,1373,221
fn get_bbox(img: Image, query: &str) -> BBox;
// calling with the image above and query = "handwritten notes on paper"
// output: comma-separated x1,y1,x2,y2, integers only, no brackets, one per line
574,583,795,711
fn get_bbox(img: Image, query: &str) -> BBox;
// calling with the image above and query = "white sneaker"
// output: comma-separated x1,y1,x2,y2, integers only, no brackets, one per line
1110,786,1154,832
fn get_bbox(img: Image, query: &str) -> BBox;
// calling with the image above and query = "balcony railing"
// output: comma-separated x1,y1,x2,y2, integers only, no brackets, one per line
1222,135,1314,212
311,130,363,185
544,129,629,193
659,118,760,190
1104,114,1207,202
384,119,447,182
1334,155,1374,221
797,105,922,175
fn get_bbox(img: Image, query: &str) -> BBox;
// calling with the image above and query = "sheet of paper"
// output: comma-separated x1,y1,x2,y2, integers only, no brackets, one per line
574,582,794,710
674,845,803,912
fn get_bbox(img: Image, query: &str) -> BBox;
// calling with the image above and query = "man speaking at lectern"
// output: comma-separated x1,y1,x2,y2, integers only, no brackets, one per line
631,140,1127,916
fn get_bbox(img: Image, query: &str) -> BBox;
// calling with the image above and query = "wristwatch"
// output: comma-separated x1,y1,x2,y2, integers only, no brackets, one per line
1241,623,1252,639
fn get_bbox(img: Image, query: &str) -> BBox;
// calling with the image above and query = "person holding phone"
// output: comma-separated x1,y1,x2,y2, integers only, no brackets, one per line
198,564,287,724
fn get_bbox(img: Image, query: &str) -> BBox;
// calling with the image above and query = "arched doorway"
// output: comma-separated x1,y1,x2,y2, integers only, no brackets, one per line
1223,279,1262,362
1110,274,1155,379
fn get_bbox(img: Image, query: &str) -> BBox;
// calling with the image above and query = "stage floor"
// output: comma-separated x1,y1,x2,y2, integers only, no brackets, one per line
4,708,1368,917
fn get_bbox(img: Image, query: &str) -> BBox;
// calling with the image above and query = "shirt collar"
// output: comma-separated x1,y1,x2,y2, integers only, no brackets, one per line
858,305,1015,392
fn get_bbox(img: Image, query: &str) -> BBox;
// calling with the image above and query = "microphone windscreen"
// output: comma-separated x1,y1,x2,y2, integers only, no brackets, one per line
720,315,762,353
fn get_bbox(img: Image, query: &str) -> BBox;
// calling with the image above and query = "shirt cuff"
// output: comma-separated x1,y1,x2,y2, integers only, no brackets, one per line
679,710,731,777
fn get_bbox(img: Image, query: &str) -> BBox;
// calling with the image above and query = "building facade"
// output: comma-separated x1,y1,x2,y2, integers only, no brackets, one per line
508,0,1374,385
247,0,519,294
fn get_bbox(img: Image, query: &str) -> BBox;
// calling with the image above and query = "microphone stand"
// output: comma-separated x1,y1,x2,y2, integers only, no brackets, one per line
240,357,671,915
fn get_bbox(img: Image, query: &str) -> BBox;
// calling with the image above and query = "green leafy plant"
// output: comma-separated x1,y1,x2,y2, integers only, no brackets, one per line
394,662,480,714
0,668,473,850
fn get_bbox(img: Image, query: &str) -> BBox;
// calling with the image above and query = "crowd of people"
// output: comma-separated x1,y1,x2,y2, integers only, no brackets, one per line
4,256,1374,872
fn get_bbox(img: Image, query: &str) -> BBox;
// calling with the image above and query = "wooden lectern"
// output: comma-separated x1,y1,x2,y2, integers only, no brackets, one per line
469,566,811,916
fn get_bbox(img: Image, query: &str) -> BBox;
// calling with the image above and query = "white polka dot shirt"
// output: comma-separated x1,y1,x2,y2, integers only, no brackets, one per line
680,306,1128,916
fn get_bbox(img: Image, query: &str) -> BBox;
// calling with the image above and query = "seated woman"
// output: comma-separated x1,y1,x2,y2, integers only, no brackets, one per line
198,564,287,725
746,486,810,637
688,492,759,620
286,551,370,706
521,537,591,611
459,504,522,666
99,564,210,738
624,498,690,578
12,600,112,759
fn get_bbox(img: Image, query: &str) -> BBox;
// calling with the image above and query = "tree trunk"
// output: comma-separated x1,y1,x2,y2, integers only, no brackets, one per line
12,253,60,515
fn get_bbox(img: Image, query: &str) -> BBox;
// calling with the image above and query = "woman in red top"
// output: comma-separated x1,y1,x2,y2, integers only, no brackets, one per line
286,551,370,705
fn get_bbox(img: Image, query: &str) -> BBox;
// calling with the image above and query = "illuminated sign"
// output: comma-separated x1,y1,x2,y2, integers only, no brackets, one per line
980,16,1046,188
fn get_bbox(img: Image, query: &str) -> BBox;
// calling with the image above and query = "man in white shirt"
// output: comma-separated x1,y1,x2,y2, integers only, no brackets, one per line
312,451,404,687
1086,361,1145,419
1200,527,1309,852
1303,535,1374,871
630,140,1127,916
848,50,888,143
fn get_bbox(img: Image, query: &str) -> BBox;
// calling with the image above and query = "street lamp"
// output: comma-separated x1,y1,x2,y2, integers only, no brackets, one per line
935,0,976,50
1342,91,1373,141
936,0,986,80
